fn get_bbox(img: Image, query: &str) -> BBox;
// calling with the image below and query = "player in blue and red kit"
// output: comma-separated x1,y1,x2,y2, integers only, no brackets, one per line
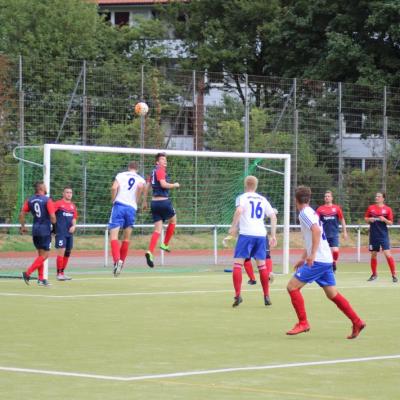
365,192,398,283
286,186,365,339
316,191,348,272
54,186,78,281
144,153,180,268
19,181,56,286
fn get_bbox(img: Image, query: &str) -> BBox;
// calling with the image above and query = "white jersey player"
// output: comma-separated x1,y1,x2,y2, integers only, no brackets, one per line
298,206,333,263
108,161,145,277
285,185,365,339
228,175,277,307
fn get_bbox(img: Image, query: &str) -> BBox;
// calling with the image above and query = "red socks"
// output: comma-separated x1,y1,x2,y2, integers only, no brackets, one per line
331,292,360,324
26,256,45,276
387,256,397,276
371,258,378,276
57,256,64,274
244,259,256,281
265,258,273,275
258,264,269,296
332,250,339,262
120,241,129,262
232,263,242,297
111,240,120,263
288,289,307,323
164,223,176,246
149,231,160,253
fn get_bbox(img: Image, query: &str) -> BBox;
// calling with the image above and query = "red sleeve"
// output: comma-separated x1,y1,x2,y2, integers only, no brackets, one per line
47,198,55,214
364,206,371,218
22,200,30,212
337,206,344,219
53,200,60,212
387,207,393,222
156,168,166,181
73,204,78,220
316,206,321,216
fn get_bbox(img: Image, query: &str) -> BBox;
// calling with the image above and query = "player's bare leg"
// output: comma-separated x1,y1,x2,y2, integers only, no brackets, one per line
368,251,378,281
160,215,177,252
286,277,310,335
324,286,366,339
383,249,398,282
146,220,163,268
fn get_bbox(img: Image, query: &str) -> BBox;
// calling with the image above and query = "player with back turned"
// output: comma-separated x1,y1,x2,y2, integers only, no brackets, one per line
54,186,78,281
228,175,277,307
108,161,145,276
19,181,56,286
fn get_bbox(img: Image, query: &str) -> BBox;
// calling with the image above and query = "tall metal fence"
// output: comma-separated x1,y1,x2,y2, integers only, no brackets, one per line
1,55,400,225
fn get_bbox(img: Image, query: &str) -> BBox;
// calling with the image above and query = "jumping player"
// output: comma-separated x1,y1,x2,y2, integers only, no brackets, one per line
109,161,145,276
365,192,398,283
228,176,277,307
286,185,365,339
144,152,180,268
316,190,348,272
54,186,78,281
19,181,56,286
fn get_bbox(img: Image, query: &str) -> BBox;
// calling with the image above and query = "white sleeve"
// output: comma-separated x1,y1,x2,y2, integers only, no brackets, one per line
264,200,275,217
299,208,319,228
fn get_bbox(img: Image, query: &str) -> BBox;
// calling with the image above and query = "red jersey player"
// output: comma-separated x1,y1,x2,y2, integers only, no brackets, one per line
54,186,78,281
316,191,348,272
365,192,398,283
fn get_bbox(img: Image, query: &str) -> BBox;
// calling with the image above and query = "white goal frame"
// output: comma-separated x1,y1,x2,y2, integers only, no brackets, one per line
43,144,291,273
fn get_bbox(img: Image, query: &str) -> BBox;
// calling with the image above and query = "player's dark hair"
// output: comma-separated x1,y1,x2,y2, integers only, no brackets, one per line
324,190,333,196
155,152,166,162
128,161,138,170
295,185,311,204
377,191,386,200
63,185,72,191
33,181,44,193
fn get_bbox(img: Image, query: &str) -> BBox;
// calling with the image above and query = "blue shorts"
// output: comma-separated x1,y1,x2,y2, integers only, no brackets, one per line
245,237,270,261
108,202,136,230
369,237,390,252
234,235,266,260
33,235,51,251
151,199,175,223
55,235,73,250
294,261,336,287
326,236,339,248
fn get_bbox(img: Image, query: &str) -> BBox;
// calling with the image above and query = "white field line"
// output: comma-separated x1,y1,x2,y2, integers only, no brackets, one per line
0,284,397,299
1,354,400,382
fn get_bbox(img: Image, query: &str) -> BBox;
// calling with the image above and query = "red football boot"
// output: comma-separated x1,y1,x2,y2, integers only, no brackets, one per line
286,322,310,335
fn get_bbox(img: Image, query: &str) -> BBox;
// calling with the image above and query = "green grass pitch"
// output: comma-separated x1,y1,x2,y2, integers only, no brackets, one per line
0,263,399,400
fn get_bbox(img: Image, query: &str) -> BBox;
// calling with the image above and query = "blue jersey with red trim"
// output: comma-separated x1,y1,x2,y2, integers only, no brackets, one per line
365,204,393,240
22,195,55,236
151,166,170,197
316,204,344,239
54,199,78,237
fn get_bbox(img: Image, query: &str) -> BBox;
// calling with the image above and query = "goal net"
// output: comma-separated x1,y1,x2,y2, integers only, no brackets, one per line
3,144,290,278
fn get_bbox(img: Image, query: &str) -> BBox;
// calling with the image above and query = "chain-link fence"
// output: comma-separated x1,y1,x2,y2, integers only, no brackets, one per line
1,55,400,225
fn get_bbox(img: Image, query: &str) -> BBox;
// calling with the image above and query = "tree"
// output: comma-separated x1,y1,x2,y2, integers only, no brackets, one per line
164,0,400,88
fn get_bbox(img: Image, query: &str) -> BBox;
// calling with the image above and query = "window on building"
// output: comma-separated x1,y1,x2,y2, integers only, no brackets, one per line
115,12,130,26
344,158,362,170
365,159,383,170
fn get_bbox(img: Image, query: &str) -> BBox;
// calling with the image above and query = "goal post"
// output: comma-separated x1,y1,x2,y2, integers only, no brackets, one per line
43,144,291,274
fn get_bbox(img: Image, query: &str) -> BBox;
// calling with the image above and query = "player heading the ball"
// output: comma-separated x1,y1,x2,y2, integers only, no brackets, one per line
144,152,180,268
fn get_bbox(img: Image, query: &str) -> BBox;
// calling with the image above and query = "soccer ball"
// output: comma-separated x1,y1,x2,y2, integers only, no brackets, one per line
134,102,149,116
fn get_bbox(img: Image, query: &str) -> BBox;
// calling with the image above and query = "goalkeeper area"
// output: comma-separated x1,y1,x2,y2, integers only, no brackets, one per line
0,263,399,400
